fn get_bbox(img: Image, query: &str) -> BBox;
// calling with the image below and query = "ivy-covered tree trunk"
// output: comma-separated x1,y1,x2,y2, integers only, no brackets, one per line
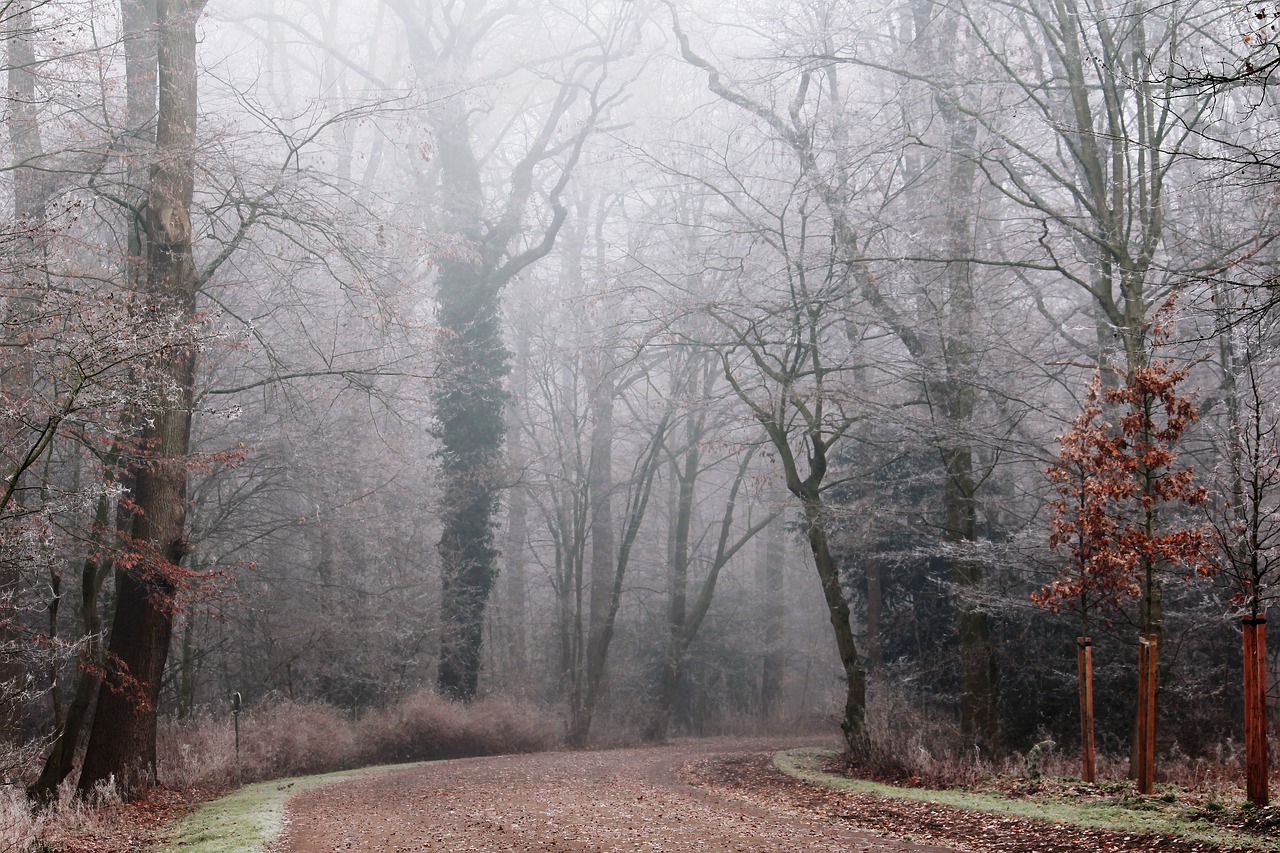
433,256,508,700
79,0,205,798
429,86,509,701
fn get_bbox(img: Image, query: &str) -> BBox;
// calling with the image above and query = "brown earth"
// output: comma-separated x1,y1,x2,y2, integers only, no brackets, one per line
273,738,959,853
272,738,1271,853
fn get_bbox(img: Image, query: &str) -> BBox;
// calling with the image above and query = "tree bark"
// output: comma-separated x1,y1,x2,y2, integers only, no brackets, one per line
644,415,698,742
79,0,205,799
865,554,883,681
800,483,868,756
934,85,1001,757
759,511,786,720
28,492,112,802
586,370,616,676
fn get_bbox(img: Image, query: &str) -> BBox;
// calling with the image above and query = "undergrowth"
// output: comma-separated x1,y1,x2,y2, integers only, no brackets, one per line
158,690,557,789
6,691,554,852
0,776,121,853
859,687,1269,800
778,747,1280,851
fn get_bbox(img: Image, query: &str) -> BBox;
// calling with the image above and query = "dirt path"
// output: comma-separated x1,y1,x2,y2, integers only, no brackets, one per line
274,739,958,853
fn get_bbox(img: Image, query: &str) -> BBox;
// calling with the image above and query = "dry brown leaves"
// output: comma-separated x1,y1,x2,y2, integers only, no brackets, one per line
38,785,210,853
683,754,1263,853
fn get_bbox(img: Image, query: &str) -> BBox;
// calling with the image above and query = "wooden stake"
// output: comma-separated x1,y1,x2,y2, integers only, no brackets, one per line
1244,617,1269,807
1136,634,1157,795
1078,636,1096,783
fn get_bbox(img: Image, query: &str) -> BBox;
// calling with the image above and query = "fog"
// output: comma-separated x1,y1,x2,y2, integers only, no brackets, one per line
2,0,1278,798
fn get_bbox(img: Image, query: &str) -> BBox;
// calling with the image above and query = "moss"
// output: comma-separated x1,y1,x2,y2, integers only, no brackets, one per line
156,763,419,853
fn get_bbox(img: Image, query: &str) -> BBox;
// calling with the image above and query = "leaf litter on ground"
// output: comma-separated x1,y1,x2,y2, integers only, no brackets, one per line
681,749,1280,853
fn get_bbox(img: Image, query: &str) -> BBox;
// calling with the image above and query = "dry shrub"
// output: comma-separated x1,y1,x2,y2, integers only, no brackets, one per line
240,701,359,781
0,777,122,852
158,692,555,791
358,691,555,765
0,784,39,852
860,686,980,786
157,712,237,790
857,687,1273,800
159,700,357,787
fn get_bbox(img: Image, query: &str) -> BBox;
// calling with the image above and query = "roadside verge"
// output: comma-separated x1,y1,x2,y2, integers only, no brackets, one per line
154,763,418,853
772,747,1279,852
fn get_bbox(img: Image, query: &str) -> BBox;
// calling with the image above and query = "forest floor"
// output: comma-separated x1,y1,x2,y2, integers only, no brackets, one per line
42,738,1280,852
270,738,1275,853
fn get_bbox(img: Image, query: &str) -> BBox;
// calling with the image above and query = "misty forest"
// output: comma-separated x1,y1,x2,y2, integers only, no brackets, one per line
3,0,1280,834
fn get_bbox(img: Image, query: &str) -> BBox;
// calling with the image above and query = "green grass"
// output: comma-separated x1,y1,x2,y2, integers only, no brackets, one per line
155,763,419,853
773,747,1280,851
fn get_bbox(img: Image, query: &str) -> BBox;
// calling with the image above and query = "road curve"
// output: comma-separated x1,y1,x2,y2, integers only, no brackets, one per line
275,738,959,852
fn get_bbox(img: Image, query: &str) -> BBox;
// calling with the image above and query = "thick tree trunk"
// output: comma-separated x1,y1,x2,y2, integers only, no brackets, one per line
945,446,1000,756
78,0,204,799
937,102,1001,759
432,97,507,701
433,253,506,699
494,325,532,690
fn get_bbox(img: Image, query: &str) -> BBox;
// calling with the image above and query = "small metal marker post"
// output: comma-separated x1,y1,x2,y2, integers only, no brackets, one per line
232,691,242,786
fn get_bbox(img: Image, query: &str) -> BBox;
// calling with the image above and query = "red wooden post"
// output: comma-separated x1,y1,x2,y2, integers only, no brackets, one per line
1257,620,1270,806
1244,617,1269,807
1078,636,1096,783
1136,634,1157,795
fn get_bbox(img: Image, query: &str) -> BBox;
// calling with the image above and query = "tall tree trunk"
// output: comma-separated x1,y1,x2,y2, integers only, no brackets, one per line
586,370,615,678
645,440,770,742
800,483,868,756
432,99,508,702
758,510,786,720
497,431,529,689
79,0,205,799
565,414,667,747
936,97,1000,757
865,554,883,682
644,423,698,742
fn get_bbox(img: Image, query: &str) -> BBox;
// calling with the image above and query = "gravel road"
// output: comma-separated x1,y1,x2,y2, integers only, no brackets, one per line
274,739,959,852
